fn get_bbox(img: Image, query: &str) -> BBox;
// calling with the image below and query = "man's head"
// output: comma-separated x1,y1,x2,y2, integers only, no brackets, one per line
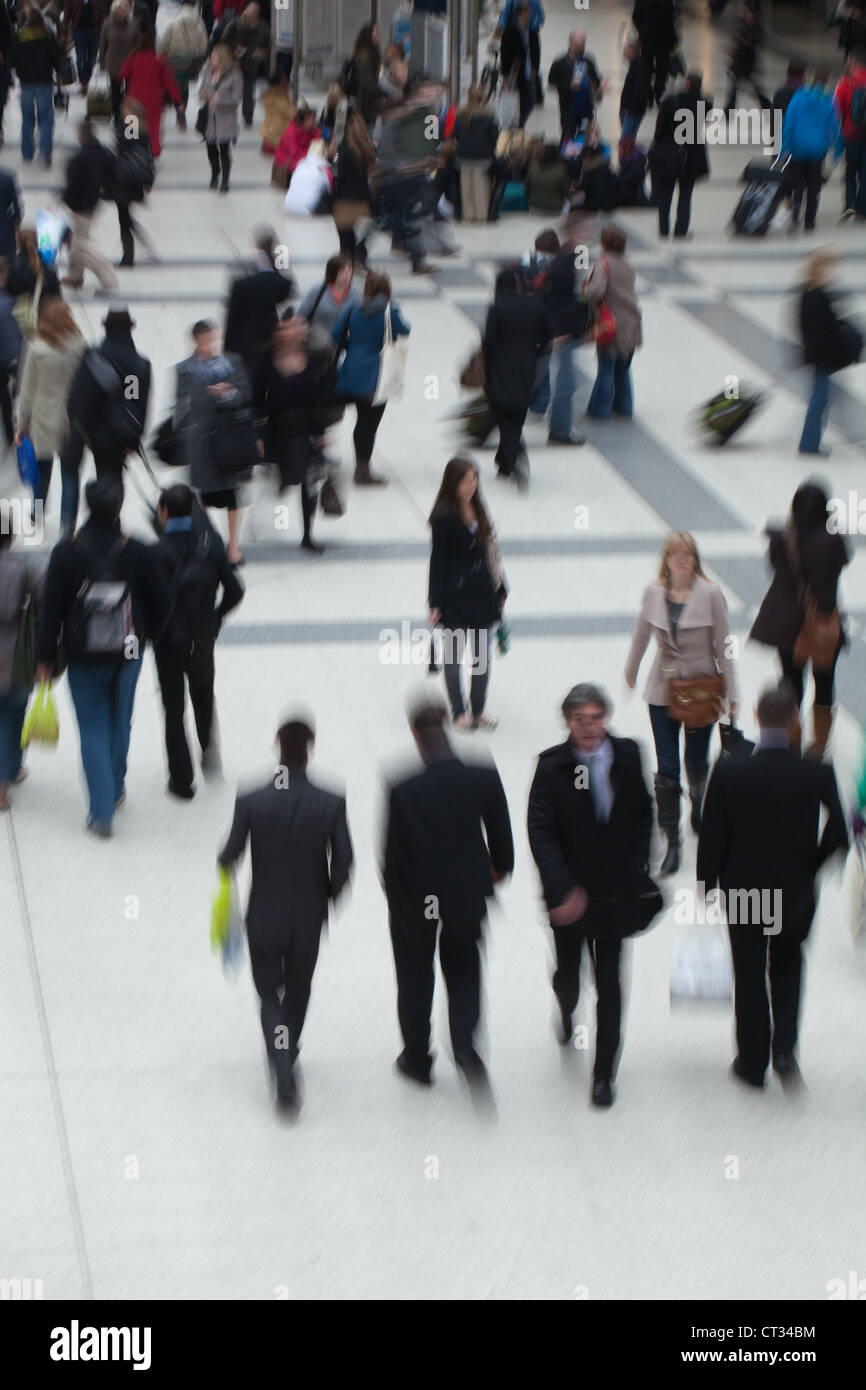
756,683,799,743
325,253,353,295
562,683,611,755
408,697,450,760
253,224,277,262
192,318,218,356
277,719,315,771
684,70,703,96
157,483,193,529
78,119,96,147
569,30,587,58
103,306,135,335
86,475,124,525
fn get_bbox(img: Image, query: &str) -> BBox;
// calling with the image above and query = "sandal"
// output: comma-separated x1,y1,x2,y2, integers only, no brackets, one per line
472,714,498,731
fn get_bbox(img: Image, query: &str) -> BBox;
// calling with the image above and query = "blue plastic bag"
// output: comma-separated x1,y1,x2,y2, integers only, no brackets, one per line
16,435,39,495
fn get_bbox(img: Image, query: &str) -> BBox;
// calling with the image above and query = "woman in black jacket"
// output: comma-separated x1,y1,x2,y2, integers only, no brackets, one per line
750,482,850,757
112,97,155,267
482,267,549,488
454,84,499,222
428,457,506,730
798,247,862,454
332,113,376,266
650,72,710,238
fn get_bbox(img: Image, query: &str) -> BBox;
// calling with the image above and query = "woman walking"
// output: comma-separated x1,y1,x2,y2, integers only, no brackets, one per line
352,23,382,128
119,26,181,159
482,266,549,488
585,224,642,420
428,457,506,730
454,83,499,222
750,482,849,758
625,531,738,874
797,247,863,454
197,42,243,192
331,270,410,488
111,98,155,267
332,112,375,266
15,299,84,521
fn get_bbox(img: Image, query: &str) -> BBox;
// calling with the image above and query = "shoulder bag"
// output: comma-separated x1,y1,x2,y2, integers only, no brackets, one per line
664,592,724,727
371,306,409,406
784,531,842,672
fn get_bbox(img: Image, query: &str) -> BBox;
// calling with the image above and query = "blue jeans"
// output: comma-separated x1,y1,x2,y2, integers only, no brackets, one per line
799,370,830,453
530,341,577,438
844,138,866,216
73,30,100,87
0,689,28,783
587,350,634,419
19,83,54,162
67,656,142,826
649,703,714,783
620,111,641,139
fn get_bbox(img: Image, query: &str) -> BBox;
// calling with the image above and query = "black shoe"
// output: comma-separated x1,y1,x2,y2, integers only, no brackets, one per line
591,1078,614,1107
455,1052,494,1107
275,1070,300,1119
556,1000,573,1046
200,745,222,781
395,1049,432,1086
209,176,219,190
116,258,134,268
300,537,325,555
731,1056,765,1090
547,432,586,446
168,780,195,800
773,1054,804,1089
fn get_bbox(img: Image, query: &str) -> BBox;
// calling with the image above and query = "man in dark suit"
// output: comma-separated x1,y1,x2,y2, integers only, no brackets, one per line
528,682,657,1108
223,225,295,376
218,718,353,1117
500,0,541,128
382,699,514,1092
697,682,848,1091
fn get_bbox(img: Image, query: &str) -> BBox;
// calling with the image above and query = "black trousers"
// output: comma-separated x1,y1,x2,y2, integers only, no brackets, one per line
353,399,386,464
154,636,216,790
655,175,695,236
779,648,838,709
249,933,322,1096
728,924,804,1079
552,926,622,1081
207,140,232,188
790,158,823,230
389,911,483,1071
492,404,527,475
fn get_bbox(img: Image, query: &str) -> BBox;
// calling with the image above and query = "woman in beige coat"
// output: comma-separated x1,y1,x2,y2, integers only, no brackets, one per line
585,223,642,420
624,531,739,874
15,299,84,520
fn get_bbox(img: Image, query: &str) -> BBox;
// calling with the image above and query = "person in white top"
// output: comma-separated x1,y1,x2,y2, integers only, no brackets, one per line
283,140,335,217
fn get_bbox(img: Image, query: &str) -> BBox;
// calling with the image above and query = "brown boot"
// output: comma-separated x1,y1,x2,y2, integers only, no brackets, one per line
804,705,833,759
353,458,388,487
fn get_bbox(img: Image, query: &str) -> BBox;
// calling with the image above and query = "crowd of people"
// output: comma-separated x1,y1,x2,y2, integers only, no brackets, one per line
0,1,863,1123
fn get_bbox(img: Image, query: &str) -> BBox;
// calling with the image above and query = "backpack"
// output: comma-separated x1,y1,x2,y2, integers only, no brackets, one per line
70,536,135,659
850,83,866,134
84,348,145,451
165,531,219,646
114,141,155,196
339,56,358,98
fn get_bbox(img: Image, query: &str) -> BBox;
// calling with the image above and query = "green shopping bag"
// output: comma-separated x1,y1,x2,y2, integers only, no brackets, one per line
210,866,233,952
21,681,59,748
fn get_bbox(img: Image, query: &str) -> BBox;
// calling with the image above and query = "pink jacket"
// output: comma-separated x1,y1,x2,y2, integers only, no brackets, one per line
275,121,321,172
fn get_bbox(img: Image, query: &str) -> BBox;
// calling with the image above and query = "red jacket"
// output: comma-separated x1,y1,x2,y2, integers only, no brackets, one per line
834,65,866,141
120,49,182,157
275,120,321,171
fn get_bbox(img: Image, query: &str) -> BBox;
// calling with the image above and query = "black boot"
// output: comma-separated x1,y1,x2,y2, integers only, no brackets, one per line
654,774,682,876
685,763,707,834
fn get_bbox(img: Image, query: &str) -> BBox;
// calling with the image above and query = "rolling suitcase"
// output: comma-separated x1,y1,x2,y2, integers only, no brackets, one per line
731,154,792,236
698,385,766,445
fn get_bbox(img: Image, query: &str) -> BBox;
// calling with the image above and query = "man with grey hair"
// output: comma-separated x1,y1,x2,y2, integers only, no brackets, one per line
527,682,657,1108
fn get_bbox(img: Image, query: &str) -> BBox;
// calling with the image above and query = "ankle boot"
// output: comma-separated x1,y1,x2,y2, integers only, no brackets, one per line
804,704,833,759
654,774,682,876
685,763,707,834
353,457,388,486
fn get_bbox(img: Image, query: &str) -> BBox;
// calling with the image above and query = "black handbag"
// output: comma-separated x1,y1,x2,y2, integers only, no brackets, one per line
152,414,182,467
210,410,260,475
719,719,755,759
195,104,209,137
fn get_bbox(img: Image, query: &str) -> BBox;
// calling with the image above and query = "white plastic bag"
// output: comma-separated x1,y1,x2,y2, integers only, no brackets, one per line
670,925,733,1007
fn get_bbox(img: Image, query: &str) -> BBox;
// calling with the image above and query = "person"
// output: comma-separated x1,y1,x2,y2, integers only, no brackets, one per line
725,2,771,112
119,25,182,159
13,7,62,167
495,0,545,33
352,23,382,127
0,255,21,449
773,60,806,121
35,475,171,837
151,483,244,798
331,270,410,487
0,0,15,149
221,1,268,128
60,120,117,293
454,83,499,223
428,458,506,732
377,42,407,107
111,97,155,267
624,530,738,874
67,0,106,96
259,73,294,154
273,104,320,182
383,697,514,1091
66,304,152,482
257,315,331,552
632,0,678,105
375,85,439,276
15,298,84,515
500,0,540,128
650,70,710,239
283,138,334,216
175,318,253,567
320,81,349,145
297,253,357,334
527,218,589,446
527,682,657,1108
834,44,866,219
6,225,62,341
525,143,570,213
482,265,548,488
223,226,295,377
218,716,353,1117
0,164,20,260
0,528,45,811
548,30,602,141
783,68,843,234
331,113,375,265
157,0,208,130
795,247,863,454
98,0,140,125
620,36,651,139
584,224,642,420
197,42,242,192
697,682,848,1091
750,483,850,758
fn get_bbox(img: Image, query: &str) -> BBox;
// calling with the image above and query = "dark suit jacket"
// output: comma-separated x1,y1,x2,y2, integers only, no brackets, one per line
219,773,353,951
501,22,540,96
383,752,514,925
224,266,295,366
527,734,655,938
697,747,848,941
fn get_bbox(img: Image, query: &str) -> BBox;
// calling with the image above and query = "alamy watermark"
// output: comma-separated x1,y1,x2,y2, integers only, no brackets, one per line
675,883,782,935
0,498,43,546
675,103,782,157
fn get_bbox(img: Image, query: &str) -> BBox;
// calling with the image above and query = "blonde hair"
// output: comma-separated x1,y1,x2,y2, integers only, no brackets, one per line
307,139,328,159
212,43,234,74
658,531,706,585
801,247,837,290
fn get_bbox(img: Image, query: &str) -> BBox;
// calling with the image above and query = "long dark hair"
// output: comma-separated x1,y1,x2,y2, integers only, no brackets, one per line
345,111,376,175
428,457,492,544
354,23,380,60
783,481,830,575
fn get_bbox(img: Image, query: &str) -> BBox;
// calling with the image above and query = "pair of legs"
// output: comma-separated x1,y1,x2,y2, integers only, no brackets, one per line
58,423,86,535
439,627,493,722
728,923,805,1083
116,200,151,266
530,340,577,440
620,110,642,139
242,69,256,125
552,926,623,1082
843,138,866,216
206,140,232,191
201,488,244,564
65,208,118,291
66,656,142,831
380,176,427,269
389,910,484,1079
19,83,54,163
778,648,837,755
154,635,217,794
650,705,715,869
73,29,100,89
459,166,492,222
799,369,831,454
336,220,370,266
655,174,695,237
491,403,528,478
586,350,634,420
0,689,28,807
249,933,322,1101
790,158,823,230
352,399,387,482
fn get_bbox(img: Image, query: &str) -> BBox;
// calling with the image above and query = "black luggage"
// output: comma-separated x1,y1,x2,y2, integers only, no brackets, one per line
698,385,766,445
731,154,792,236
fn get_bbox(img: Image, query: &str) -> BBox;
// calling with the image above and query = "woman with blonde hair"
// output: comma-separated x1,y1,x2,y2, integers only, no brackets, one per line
15,297,84,526
798,246,863,454
197,42,243,192
454,82,499,222
624,531,738,874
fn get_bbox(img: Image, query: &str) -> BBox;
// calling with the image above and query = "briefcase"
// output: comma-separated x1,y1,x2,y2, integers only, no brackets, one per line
719,720,755,759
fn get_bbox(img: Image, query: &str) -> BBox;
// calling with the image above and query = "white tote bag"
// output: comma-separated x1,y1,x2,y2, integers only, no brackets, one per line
670,925,734,1007
495,82,520,131
372,305,409,407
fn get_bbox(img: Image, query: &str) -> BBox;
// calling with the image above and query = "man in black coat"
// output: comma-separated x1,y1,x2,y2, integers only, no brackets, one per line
483,266,550,487
500,0,541,128
548,30,602,140
650,71,711,238
223,225,295,376
218,717,353,1117
66,305,152,478
528,682,657,1108
151,484,244,800
697,682,848,1091
61,119,117,292
382,699,514,1091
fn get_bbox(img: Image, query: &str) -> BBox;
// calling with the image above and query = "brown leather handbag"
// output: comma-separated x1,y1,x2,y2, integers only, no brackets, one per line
793,601,841,672
667,674,724,728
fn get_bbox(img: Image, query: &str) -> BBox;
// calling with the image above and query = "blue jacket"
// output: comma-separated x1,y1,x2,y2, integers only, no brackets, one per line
783,85,843,162
332,297,411,399
499,0,544,29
